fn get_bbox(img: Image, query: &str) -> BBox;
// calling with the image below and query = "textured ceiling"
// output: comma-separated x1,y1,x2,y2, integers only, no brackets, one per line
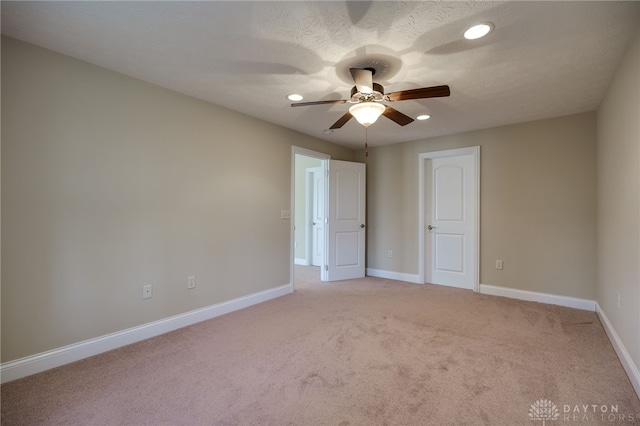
2,1,639,149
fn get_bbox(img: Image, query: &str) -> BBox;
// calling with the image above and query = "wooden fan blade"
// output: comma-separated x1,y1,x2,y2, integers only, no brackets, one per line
291,99,347,107
386,85,450,102
329,112,353,129
383,106,414,126
350,68,374,94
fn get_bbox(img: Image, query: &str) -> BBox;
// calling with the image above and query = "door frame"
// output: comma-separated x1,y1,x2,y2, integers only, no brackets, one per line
291,147,330,287
418,146,480,291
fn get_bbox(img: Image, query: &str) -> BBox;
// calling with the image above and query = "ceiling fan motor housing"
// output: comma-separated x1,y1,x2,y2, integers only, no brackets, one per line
350,83,385,102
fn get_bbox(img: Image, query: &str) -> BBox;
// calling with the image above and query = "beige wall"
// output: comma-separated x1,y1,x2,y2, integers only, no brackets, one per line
596,27,640,372
357,112,597,300
1,37,354,362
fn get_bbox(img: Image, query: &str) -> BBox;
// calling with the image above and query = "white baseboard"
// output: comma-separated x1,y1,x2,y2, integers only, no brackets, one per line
294,258,309,266
366,268,421,284
479,284,596,311
1,283,293,384
596,303,640,399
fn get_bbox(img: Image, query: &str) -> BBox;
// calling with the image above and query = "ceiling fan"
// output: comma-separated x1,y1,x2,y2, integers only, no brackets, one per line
291,68,450,129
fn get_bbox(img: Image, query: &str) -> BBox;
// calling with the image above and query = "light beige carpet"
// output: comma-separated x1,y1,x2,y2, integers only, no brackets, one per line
2,266,639,425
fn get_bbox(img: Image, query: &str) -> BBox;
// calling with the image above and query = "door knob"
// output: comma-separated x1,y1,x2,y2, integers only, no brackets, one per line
360,224,366,228
427,225,436,230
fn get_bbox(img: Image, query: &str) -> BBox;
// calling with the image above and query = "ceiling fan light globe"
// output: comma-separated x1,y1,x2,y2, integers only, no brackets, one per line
349,102,385,127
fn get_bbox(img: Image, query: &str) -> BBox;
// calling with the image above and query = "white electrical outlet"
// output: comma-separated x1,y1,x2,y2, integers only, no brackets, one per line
187,276,196,289
142,284,153,299
496,260,503,270
281,210,291,220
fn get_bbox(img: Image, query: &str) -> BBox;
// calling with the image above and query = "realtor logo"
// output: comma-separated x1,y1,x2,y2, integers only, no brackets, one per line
529,399,560,425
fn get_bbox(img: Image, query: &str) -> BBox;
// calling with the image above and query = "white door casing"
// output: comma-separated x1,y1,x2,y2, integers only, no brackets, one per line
418,147,479,291
326,160,366,281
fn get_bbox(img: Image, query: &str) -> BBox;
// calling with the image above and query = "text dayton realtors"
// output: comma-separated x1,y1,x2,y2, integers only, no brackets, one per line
562,404,635,422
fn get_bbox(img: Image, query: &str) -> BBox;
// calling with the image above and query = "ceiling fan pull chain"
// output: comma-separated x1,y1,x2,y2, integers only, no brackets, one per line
365,127,369,157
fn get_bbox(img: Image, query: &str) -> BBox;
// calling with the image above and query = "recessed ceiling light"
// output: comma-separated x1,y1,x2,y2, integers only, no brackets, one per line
464,23,493,40
323,129,334,135
287,94,303,101
417,114,431,121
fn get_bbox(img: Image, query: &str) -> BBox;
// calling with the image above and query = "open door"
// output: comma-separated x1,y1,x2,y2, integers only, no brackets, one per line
326,160,366,281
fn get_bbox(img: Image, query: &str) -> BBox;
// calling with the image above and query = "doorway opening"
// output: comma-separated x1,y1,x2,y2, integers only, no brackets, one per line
291,147,329,288
291,147,367,288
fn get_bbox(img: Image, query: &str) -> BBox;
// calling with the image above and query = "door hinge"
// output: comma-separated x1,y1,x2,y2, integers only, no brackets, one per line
325,265,329,271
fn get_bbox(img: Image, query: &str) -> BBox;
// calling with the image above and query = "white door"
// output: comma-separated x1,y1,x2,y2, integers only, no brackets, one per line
424,150,478,290
326,160,366,281
310,168,324,267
